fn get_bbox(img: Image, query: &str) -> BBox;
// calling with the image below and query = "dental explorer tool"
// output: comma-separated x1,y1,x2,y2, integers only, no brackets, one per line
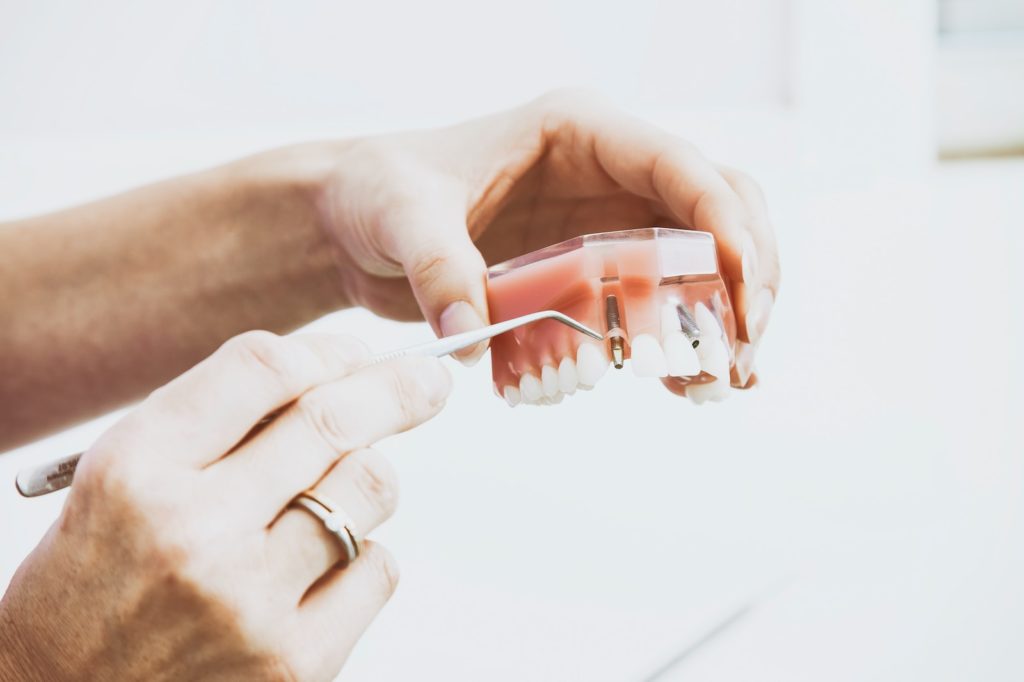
15,310,601,498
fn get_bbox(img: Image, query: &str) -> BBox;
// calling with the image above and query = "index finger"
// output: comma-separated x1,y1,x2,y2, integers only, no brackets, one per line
541,94,753,291
99,331,370,469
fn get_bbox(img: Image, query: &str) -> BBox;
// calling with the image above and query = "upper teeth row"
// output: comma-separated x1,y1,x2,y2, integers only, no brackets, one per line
503,301,732,406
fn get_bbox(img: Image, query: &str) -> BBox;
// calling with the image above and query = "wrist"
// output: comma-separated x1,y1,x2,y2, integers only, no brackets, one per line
219,144,353,314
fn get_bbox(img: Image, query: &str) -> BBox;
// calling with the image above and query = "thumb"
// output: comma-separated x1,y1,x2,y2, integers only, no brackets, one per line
396,209,490,366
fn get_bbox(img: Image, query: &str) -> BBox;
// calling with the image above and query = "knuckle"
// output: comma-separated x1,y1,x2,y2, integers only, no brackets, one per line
348,449,399,519
228,330,298,388
306,333,371,375
405,250,448,289
363,543,401,597
331,333,371,360
385,363,426,425
297,390,354,455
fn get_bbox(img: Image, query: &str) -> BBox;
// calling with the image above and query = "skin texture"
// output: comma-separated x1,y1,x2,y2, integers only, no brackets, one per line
0,333,452,681
0,91,780,679
0,149,347,449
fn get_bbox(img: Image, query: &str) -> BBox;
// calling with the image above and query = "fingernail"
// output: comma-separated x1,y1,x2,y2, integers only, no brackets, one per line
745,289,775,345
439,301,487,366
732,341,757,388
418,357,453,406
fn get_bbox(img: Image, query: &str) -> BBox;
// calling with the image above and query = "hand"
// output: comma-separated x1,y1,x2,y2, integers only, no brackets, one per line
0,331,451,681
313,90,779,385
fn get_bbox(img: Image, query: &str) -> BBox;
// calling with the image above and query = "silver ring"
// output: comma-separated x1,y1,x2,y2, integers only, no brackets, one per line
290,491,361,566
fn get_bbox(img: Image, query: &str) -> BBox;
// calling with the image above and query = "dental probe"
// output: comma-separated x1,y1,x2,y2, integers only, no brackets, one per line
15,311,601,498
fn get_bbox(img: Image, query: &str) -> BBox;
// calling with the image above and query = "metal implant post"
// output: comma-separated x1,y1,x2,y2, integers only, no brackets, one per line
675,303,701,348
605,294,625,369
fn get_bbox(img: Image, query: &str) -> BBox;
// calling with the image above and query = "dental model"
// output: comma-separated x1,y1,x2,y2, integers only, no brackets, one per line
486,228,737,406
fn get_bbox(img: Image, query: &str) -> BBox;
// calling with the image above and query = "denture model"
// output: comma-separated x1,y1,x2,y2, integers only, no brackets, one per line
486,227,737,406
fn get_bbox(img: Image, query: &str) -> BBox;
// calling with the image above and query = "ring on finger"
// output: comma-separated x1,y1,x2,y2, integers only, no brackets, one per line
289,490,362,567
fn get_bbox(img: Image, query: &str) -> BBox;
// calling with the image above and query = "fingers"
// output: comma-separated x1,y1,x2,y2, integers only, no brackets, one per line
209,356,450,521
538,93,752,293
716,165,780,387
99,332,370,469
287,541,399,681
389,191,491,365
264,447,398,597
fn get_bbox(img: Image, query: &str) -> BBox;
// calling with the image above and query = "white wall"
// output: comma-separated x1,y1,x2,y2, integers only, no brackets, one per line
0,0,790,137
3,2,1023,681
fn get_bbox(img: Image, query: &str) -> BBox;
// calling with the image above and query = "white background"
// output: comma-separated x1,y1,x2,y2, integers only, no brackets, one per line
2,1,1022,680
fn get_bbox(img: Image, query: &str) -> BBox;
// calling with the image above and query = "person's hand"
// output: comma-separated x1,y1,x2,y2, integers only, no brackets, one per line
312,90,779,387
0,331,451,681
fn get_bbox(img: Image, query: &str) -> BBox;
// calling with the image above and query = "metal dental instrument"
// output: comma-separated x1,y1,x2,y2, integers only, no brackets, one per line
15,310,601,498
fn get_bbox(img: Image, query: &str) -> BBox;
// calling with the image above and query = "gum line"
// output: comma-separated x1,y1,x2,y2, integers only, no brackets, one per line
486,228,737,405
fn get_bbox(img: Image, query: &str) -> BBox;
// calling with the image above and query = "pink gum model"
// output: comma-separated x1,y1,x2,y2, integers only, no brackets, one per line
486,228,737,406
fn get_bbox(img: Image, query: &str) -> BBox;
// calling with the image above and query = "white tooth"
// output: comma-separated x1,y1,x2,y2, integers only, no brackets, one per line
661,302,701,376
549,391,564,404
663,332,701,376
519,373,543,402
687,381,713,404
541,365,559,398
558,357,578,394
503,385,521,407
687,378,729,404
629,334,668,377
694,302,722,337
696,334,730,380
576,343,609,386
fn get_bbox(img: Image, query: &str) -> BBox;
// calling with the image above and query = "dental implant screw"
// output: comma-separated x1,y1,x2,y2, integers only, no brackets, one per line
605,295,625,369
675,304,701,348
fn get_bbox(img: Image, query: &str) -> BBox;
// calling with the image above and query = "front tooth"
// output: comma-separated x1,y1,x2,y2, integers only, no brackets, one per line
576,343,609,386
503,385,521,407
696,333,730,380
630,334,668,377
661,302,702,376
663,333,701,376
541,365,559,398
694,302,722,337
558,357,578,394
519,373,543,402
